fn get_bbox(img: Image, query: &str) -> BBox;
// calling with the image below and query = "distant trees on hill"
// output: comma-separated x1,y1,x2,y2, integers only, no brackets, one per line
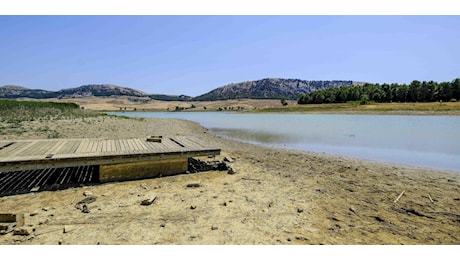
298,78,460,104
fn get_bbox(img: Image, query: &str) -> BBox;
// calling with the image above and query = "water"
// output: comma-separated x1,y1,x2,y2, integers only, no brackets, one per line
111,112,460,172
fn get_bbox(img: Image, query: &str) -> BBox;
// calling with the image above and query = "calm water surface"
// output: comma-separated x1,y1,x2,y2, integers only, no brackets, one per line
112,112,460,172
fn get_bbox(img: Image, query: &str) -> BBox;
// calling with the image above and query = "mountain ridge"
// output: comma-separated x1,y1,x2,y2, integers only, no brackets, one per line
1,79,364,100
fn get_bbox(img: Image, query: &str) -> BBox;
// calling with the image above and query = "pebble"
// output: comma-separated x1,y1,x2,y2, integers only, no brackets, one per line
83,191,93,197
13,227,31,236
186,181,201,188
227,167,236,175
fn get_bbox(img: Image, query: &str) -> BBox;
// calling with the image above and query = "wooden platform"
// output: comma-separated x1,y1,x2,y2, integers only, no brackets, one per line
0,136,221,173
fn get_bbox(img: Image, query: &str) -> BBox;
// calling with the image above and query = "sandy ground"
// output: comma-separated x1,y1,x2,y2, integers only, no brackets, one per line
0,116,459,245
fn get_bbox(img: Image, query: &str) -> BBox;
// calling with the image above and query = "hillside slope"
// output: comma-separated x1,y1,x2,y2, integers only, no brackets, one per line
193,78,362,101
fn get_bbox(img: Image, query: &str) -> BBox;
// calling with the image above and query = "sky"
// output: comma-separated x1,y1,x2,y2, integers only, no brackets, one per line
1,2,459,96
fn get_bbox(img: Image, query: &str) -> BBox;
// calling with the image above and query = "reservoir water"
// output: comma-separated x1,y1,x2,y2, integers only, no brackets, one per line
112,112,460,172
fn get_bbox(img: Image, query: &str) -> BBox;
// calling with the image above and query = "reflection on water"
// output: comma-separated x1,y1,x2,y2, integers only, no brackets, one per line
211,128,296,144
111,112,460,172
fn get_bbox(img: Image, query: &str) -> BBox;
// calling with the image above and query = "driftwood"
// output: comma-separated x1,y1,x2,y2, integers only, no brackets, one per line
428,194,434,203
393,190,405,203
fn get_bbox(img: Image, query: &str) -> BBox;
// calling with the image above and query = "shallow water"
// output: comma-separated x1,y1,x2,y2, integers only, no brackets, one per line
112,112,460,172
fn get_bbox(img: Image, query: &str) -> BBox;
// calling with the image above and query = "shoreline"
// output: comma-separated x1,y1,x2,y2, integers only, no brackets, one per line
1,116,459,245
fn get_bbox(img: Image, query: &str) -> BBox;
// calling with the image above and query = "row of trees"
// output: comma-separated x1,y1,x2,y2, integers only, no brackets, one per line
298,78,460,104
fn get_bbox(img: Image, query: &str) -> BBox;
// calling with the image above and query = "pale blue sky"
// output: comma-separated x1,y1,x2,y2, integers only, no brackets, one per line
1,15,459,96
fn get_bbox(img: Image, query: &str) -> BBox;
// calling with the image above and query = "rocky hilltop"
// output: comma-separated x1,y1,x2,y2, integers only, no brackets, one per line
193,78,363,101
1,79,364,101
56,84,147,98
0,84,147,99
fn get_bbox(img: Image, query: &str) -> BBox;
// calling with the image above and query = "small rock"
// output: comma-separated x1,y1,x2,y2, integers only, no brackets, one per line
30,211,39,217
297,208,304,213
39,219,50,225
140,184,149,190
186,181,201,188
211,225,218,230
190,205,197,209
349,206,357,214
295,236,309,241
13,227,31,236
63,225,72,234
224,156,234,163
81,205,90,214
140,192,157,206
160,223,166,228
42,207,49,212
83,191,93,197
227,167,236,175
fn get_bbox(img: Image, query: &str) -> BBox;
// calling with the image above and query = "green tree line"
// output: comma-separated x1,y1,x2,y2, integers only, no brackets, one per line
298,78,460,104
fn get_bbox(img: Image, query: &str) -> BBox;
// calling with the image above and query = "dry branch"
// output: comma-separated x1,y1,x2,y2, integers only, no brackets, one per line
393,190,405,203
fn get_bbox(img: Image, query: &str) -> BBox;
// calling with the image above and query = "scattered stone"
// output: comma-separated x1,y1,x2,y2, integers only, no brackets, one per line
222,202,227,207
349,206,357,214
373,216,385,222
295,236,308,241
63,225,72,234
13,227,31,236
81,205,90,214
190,205,197,209
224,156,234,163
140,192,157,206
30,211,39,217
211,225,218,230
42,207,49,212
227,167,236,175
297,208,304,213
39,219,49,225
140,184,148,190
83,191,93,197
287,238,291,242
186,181,202,188
188,158,230,173
160,223,166,228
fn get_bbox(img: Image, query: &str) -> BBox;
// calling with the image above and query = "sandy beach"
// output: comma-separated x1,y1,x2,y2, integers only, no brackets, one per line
0,115,459,245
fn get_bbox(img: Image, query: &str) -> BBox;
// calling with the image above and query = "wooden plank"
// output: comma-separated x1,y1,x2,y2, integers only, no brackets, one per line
96,140,103,153
46,140,67,156
108,139,115,153
76,139,90,153
114,139,121,152
90,140,98,153
134,138,149,151
127,139,136,151
0,141,34,158
172,136,200,149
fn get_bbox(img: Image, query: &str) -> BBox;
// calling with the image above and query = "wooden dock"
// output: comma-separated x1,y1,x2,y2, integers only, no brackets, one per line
0,136,221,193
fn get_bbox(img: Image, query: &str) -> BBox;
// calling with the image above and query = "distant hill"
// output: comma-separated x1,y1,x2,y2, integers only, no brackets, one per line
1,79,365,101
192,78,363,101
56,84,147,98
0,85,56,99
0,84,147,99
